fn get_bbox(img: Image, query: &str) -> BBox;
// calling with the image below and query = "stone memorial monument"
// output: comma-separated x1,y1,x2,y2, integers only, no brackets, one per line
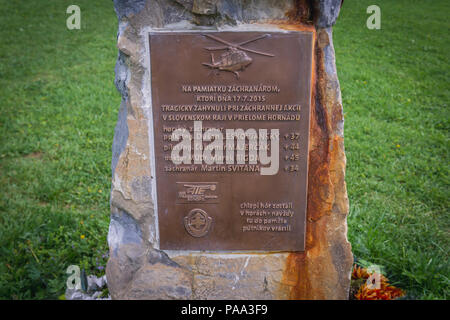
107,0,353,299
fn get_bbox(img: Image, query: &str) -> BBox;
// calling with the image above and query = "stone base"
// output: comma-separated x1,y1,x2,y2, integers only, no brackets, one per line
107,0,352,300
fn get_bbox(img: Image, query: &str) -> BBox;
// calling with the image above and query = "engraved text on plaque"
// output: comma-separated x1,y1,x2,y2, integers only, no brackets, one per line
149,31,313,251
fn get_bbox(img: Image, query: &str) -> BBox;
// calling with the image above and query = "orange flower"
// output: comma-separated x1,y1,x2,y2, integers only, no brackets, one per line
355,283,405,300
352,265,370,280
352,264,405,300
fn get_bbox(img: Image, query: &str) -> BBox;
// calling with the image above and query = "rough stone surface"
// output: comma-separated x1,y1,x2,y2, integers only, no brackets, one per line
121,263,193,299
107,0,352,300
313,0,343,28
87,275,107,292
65,275,110,300
172,254,291,299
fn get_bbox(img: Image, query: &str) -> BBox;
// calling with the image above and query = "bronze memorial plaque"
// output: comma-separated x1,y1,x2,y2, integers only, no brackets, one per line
149,31,313,251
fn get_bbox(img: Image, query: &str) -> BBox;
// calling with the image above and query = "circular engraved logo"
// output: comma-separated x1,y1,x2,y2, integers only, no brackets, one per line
184,208,212,238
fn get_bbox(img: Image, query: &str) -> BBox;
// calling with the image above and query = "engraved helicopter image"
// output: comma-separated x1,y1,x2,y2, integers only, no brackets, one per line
201,33,274,79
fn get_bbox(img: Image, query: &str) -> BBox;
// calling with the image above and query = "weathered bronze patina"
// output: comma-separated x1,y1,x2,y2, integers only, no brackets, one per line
149,31,313,251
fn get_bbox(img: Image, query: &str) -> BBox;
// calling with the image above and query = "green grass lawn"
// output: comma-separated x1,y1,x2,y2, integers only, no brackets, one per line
335,0,449,299
0,0,448,299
